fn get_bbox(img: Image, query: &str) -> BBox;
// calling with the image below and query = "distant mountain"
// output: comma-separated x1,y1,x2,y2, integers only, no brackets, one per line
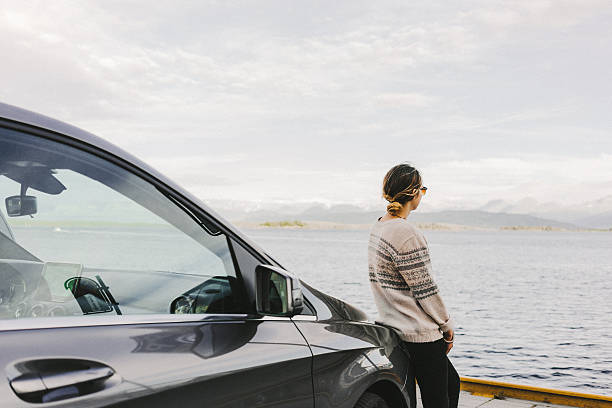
409,210,578,229
478,195,612,229
581,195,612,215
576,211,612,229
208,194,612,229
479,197,565,216
229,204,580,229
479,199,508,213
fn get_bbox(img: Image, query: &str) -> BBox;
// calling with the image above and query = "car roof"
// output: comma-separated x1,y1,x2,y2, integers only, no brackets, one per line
0,102,276,263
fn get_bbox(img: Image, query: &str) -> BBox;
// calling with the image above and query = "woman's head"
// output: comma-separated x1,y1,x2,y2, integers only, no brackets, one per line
382,163,424,216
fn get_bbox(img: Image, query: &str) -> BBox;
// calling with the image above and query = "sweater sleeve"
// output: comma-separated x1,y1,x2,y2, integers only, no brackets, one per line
394,234,454,333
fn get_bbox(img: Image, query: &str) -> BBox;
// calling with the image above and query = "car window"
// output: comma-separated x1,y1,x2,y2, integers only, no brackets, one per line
0,127,247,319
0,209,13,240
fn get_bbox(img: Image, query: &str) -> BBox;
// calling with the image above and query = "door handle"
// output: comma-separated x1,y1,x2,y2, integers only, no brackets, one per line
12,366,114,393
8,359,119,403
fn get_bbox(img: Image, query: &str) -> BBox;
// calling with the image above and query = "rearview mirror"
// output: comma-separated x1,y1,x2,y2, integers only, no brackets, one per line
5,195,37,217
255,265,303,317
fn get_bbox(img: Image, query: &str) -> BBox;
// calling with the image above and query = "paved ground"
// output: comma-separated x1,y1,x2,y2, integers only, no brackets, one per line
416,390,574,408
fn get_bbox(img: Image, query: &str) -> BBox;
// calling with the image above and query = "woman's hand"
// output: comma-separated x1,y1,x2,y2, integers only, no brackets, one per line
443,329,454,354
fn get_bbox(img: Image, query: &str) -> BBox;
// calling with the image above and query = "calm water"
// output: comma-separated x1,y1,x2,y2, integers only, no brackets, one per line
244,228,612,396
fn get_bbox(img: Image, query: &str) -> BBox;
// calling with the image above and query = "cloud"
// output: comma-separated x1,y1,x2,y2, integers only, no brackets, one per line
423,154,612,207
464,0,611,30
1,1,611,211
146,153,612,213
374,93,437,108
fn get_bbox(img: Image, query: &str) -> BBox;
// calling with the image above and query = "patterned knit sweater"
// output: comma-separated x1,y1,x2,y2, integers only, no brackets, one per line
368,218,454,343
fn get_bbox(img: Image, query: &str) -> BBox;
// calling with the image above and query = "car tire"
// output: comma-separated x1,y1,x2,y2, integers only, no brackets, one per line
354,392,389,408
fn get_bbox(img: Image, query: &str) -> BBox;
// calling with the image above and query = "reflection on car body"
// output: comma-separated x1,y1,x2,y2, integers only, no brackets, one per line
0,103,414,408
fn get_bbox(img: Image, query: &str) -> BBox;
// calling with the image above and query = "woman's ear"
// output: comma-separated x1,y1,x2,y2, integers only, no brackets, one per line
410,194,422,211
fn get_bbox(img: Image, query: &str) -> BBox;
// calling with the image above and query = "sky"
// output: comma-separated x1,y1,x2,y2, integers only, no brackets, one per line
1,0,612,212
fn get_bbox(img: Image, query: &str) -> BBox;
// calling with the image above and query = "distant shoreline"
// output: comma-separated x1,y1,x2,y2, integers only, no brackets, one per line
7,219,610,232
234,220,612,232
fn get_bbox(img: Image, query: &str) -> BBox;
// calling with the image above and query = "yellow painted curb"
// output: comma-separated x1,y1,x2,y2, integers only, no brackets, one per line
460,377,612,408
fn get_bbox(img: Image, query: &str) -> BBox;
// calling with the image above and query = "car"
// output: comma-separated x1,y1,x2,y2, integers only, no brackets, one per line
0,102,414,408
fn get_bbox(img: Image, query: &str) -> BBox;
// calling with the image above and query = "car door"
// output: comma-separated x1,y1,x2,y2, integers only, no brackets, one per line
0,123,312,407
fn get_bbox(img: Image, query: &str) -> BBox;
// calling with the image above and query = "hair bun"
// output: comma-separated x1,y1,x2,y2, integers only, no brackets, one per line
386,201,403,216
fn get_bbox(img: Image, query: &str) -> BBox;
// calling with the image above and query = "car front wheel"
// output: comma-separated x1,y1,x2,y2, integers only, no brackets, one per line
354,392,390,408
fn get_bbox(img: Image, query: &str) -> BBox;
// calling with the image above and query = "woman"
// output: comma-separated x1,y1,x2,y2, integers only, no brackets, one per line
368,163,460,408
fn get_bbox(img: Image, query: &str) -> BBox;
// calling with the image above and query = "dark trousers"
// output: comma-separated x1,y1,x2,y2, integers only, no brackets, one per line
403,338,460,408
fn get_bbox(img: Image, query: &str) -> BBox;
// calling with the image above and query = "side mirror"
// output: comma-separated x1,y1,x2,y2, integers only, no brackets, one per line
5,196,37,217
255,265,303,317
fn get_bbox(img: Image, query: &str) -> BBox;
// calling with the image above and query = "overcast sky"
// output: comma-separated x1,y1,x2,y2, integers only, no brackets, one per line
2,1,612,212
